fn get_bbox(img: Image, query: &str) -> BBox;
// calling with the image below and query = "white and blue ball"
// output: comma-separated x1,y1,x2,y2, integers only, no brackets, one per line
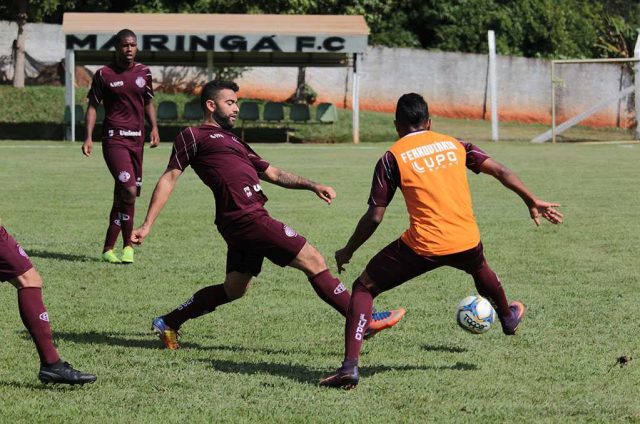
456,295,496,334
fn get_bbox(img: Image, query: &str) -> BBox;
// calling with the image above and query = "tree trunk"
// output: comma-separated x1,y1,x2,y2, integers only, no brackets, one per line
13,5,27,88
294,66,306,102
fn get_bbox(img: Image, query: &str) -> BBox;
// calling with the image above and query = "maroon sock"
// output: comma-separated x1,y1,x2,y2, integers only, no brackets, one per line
103,205,121,252
308,269,351,316
119,202,135,248
343,279,374,365
17,287,60,365
470,260,511,318
163,284,230,330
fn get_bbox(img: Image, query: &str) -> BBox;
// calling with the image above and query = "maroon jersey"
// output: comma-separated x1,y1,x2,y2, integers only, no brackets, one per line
87,62,153,146
168,125,271,233
368,140,490,207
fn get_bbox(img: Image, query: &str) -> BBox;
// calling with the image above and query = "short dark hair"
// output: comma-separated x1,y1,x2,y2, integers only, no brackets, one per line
395,93,429,126
200,80,240,110
115,29,137,45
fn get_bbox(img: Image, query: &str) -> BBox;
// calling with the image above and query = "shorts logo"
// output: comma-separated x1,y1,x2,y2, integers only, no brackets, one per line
135,76,146,88
114,213,130,227
39,312,49,322
244,186,253,197
333,283,346,295
108,129,114,137
17,245,29,258
136,177,142,188
118,171,131,182
283,225,298,238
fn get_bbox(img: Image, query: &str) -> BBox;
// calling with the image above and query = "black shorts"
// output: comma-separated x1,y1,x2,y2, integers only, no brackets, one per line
102,140,143,197
223,215,307,276
0,227,34,282
365,239,486,292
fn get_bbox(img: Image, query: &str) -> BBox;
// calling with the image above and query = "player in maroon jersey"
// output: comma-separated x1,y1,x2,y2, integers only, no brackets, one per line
82,29,159,265
131,80,405,350
0,223,96,385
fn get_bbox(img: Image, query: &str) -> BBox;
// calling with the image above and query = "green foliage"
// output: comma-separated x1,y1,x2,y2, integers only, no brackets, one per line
0,140,639,422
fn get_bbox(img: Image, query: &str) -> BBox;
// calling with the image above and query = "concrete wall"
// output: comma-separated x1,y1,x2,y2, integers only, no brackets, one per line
1,21,634,128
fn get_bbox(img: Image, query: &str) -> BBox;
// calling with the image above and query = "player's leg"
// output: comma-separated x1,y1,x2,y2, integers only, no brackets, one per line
320,239,429,389
288,242,351,316
101,143,137,263
448,243,525,335
119,146,143,263
152,246,258,349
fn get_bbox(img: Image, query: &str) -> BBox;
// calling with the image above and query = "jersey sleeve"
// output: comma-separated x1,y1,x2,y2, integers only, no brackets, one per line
368,151,400,207
86,69,104,105
143,66,154,104
244,143,270,173
459,140,490,174
168,127,198,171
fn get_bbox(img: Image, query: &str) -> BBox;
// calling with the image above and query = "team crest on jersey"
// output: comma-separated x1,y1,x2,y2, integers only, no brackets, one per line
17,245,28,258
283,225,298,238
135,76,146,88
118,171,131,182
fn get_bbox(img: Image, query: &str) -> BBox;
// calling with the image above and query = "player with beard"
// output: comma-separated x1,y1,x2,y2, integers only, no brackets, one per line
82,29,159,264
131,80,405,350
0,222,96,385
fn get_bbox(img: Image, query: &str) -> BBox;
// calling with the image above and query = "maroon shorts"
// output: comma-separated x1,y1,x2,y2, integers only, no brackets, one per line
365,239,486,292
223,215,307,276
102,139,143,196
0,227,34,282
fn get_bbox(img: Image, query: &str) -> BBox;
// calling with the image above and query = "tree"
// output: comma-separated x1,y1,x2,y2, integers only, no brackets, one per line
6,0,76,87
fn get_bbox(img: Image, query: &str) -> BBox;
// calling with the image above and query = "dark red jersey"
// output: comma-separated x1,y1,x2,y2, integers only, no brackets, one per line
87,62,153,146
167,125,271,233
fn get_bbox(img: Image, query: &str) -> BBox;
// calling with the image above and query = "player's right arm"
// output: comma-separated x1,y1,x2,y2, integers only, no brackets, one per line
82,101,98,156
335,151,399,273
478,158,563,226
131,167,183,245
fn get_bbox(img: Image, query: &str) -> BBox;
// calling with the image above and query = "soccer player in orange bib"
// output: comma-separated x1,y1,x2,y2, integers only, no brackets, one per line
320,93,563,389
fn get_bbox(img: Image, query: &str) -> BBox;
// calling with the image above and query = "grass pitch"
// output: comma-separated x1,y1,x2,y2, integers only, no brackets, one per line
0,139,639,422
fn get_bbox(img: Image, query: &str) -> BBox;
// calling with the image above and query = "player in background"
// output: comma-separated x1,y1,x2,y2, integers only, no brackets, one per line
131,80,405,350
320,93,563,389
0,222,96,385
82,28,159,264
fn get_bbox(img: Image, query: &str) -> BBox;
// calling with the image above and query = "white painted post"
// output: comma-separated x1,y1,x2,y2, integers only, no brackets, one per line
65,48,75,141
635,34,640,140
352,53,360,144
207,51,214,81
488,30,499,141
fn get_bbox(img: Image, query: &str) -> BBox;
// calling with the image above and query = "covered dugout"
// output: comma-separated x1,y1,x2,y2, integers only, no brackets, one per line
62,13,369,143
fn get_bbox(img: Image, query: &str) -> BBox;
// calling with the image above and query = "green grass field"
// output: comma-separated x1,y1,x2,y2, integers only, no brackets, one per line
0,139,639,423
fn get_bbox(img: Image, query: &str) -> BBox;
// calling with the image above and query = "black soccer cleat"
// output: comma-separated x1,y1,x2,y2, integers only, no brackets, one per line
38,360,97,385
319,366,360,390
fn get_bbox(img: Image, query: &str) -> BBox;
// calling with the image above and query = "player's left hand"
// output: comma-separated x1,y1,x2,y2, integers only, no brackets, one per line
335,247,352,274
150,127,160,148
314,184,336,205
529,199,563,226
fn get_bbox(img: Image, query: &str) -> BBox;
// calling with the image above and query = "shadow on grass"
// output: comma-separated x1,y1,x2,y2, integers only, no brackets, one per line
0,380,91,391
198,358,478,385
27,249,100,263
52,330,205,350
421,344,468,353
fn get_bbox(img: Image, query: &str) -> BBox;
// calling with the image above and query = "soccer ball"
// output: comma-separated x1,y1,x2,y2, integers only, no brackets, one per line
456,295,496,334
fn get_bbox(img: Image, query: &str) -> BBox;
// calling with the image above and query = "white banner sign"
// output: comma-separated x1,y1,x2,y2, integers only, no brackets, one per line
66,33,367,53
